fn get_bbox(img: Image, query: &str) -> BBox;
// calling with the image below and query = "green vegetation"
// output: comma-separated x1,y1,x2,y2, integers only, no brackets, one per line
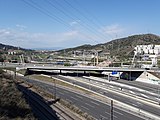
57,34,160,61
17,69,27,75
64,62,72,66
28,75,91,93
1,33,160,65
59,99,94,120
157,60,160,67
27,74,95,120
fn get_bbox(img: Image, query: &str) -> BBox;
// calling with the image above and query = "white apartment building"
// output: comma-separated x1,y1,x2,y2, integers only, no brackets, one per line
133,44,160,68
134,44,160,55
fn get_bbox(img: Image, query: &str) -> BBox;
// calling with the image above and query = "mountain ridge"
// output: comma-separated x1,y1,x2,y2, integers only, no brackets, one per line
1,33,160,59
58,33,160,58
0,43,27,51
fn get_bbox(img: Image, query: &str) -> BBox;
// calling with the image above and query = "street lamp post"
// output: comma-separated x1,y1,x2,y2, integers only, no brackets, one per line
108,73,110,82
14,68,16,79
158,81,160,105
54,78,57,100
92,50,98,66
110,100,113,120
51,76,57,100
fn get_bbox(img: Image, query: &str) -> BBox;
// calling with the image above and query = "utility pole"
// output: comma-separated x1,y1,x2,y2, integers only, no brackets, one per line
83,50,86,65
14,67,16,79
110,100,113,120
96,51,98,65
158,81,160,105
54,78,56,100
108,73,110,82
94,56,96,66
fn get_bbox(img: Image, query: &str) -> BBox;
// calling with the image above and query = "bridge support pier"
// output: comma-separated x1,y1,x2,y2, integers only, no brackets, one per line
108,73,110,82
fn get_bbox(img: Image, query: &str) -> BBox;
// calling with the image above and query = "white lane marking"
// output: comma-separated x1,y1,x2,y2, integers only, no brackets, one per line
131,103,138,107
118,87,122,90
102,83,105,85
155,97,160,100
141,93,149,98
70,96,78,101
91,101,100,106
129,90,135,94
81,105,89,110
58,92,64,95
85,103,95,108
65,99,72,103
105,112,117,118
104,91,108,94
114,110,123,115
136,101,143,105
105,112,110,115
113,115,117,118
76,95,83,99
100,115,108,119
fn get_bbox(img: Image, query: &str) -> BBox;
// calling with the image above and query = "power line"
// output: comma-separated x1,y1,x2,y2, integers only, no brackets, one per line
45,0,103,43
46,0,105,43
74,0,113,39
62,0,111,41
22,0,72,31
22,0,98,43
22,0,111,45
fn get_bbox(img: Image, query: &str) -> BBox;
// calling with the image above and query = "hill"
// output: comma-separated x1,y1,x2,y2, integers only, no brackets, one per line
0,43,27,51
58,34,160,59
0,43,34,63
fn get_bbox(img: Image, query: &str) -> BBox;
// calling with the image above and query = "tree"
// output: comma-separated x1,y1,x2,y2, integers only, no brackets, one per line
0,55,4,65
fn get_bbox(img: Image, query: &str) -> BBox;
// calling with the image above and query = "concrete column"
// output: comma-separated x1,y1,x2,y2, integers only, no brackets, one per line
108,73,110,81
118,72,120,80
129,71,132,81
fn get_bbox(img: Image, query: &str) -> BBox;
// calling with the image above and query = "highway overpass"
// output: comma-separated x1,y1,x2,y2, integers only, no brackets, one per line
25,66,154,80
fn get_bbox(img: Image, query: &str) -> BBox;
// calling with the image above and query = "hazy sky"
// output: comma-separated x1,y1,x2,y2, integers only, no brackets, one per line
0,0,160,49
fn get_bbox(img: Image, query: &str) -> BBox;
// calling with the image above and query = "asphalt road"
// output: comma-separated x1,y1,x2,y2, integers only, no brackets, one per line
54,75,160,117
81,76,159,102
23,77,144,120
114,79,159,93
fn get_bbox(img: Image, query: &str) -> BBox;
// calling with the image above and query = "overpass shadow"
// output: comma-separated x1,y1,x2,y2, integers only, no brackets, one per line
120,71,143,81
16,84,60,120
25,69,104,77
25,69,143,81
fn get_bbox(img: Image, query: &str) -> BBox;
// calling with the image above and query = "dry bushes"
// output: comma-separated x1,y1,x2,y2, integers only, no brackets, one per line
0,70,36,120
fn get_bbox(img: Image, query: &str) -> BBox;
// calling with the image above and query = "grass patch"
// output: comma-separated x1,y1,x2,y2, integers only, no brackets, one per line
21,78,95,120
28,74,111,103
1,67,16,71
59,99,95,120
17,69,27,75
28,74,91,94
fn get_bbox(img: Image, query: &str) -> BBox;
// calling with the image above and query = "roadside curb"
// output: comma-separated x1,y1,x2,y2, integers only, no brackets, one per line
57,75,160,120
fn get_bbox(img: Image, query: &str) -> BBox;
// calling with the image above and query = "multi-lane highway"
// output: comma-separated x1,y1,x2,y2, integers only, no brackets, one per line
2,63,160,119
113,79,160,94
53,75,160,117
82,76,159,102
23,77,145,120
